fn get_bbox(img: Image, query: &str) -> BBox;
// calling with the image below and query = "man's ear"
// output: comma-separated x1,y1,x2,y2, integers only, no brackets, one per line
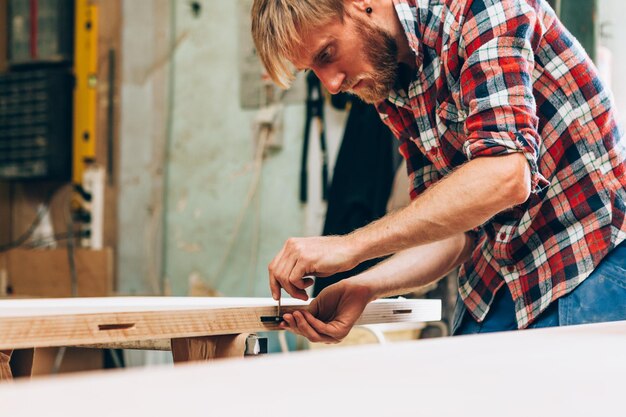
346,0,373,14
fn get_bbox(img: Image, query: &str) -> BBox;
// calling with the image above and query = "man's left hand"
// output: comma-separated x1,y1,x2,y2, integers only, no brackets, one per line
279,279,373,343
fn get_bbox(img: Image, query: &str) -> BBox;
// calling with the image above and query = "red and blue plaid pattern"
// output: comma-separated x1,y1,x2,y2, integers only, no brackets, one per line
377,0,626,328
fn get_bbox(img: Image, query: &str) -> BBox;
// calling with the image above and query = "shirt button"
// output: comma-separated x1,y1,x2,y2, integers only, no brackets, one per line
429,147,439,156
499,233,506,240
507,265,515,273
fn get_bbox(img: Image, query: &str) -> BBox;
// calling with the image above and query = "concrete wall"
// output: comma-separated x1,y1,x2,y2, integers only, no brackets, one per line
118,1,170,295
119,1,332,298
162,0,307,297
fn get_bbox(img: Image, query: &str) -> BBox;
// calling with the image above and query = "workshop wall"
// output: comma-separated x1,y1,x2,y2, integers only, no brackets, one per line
598,0,626,122
118,1,170,295
163,0,313,298
119,1,308,297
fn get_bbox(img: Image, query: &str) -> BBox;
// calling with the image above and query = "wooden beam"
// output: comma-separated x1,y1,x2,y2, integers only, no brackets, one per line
29,347,102,376
0,297,441,350
171,334,249,363
2,347,101,382
0,350,11,381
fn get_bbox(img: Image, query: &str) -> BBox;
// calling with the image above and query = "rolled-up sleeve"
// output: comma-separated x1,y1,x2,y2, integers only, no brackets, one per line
460,0,550,193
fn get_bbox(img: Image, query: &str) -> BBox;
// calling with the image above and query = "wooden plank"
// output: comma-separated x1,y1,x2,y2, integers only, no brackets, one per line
171,334,249,362
1,320,625,416
29,347,102,376
0,350,11,381
0,297,441,350
5,347,102,381
7,248,113,297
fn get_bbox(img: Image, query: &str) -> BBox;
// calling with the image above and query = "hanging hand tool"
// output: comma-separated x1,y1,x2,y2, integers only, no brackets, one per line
300,72,329,203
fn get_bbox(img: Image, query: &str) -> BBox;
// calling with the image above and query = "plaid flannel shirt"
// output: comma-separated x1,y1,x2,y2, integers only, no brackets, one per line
377,0,626,328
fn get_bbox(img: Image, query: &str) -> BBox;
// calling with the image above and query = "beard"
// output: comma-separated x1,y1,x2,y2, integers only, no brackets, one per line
345,17,399,104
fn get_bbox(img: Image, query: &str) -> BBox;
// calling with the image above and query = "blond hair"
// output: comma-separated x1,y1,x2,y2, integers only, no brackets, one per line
251,0,344,88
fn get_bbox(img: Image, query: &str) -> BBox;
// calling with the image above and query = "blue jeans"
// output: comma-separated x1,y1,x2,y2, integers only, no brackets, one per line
453,241,626,335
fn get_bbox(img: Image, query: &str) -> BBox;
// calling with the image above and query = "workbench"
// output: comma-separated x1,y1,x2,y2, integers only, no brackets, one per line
0,296,441,380
1,319,624,417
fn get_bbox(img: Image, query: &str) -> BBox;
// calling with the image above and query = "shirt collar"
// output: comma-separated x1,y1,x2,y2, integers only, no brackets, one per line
386,0,424,105
392,0,423,62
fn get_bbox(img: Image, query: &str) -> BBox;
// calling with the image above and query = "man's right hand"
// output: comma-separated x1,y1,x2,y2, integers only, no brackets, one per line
268,235,359,301
279,279,374,343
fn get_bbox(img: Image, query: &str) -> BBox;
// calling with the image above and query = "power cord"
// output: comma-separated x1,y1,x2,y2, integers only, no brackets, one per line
0,205,48,252
0,187,56,253
65,191,78,297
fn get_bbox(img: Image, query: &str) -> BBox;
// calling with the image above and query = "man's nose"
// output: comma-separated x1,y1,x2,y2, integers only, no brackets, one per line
315,68,346,95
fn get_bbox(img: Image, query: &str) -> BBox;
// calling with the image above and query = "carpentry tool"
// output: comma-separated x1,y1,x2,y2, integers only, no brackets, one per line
73,0,98,185
260,297,283,323
261,277,314,323
300,71,329,203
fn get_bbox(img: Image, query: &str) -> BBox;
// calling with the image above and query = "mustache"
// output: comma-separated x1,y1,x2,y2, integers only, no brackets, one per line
340,77,361,92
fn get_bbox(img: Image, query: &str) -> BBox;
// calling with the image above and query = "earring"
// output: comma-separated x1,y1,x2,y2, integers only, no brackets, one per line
366,7,372,14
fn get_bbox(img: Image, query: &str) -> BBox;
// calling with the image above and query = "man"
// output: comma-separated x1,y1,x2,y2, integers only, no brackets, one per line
251,0,626,342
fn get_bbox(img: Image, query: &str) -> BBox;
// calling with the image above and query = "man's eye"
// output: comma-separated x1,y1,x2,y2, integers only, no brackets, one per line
320,47,334,63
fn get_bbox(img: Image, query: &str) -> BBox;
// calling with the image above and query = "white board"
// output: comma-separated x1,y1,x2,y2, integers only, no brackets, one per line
1,320,624,417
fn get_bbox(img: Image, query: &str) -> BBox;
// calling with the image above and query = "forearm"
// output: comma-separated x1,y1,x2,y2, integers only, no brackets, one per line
349,153,529,263
349,232,474,301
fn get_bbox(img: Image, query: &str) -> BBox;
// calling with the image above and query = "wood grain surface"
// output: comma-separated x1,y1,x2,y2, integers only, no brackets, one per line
0,297,441,350
0,350,11,381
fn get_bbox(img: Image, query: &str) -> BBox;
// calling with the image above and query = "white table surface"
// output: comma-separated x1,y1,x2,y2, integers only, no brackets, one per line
1,319,624,417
